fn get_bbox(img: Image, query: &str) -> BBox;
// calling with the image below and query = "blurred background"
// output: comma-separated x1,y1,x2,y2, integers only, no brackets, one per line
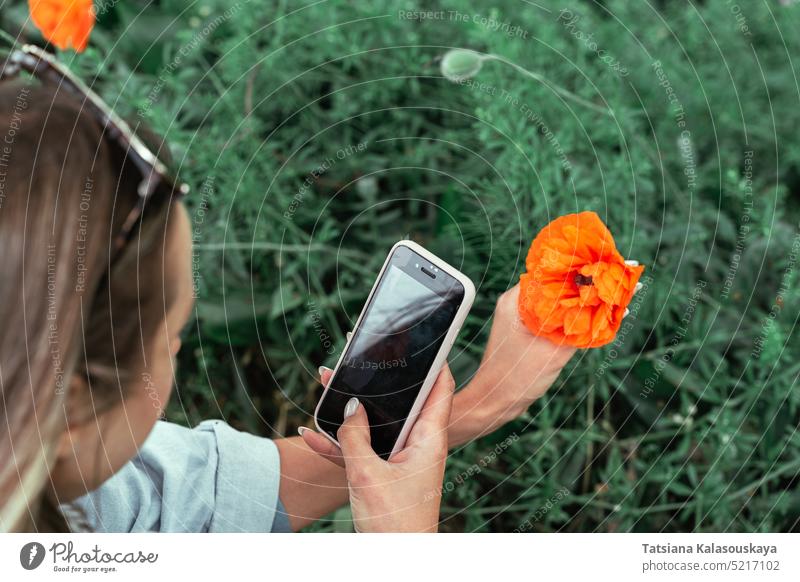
4,0,799,531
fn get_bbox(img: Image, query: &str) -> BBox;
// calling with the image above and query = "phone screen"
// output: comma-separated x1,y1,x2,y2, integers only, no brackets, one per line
316,245,465,458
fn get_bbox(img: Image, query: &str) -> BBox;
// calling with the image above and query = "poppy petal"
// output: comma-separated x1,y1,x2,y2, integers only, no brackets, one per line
518,212,645,348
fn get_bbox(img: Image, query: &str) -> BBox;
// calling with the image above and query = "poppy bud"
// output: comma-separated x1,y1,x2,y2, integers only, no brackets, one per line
440,49,484,82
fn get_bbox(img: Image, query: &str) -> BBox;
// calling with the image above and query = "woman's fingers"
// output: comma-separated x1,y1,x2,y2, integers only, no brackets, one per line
624,260,643,318
307,365,377,469
301,364,348,468
625,262,644,318
318,365,333,387
315,331,351,388
338,399,382,481
298,426,345,468
302,397,380,470
338,398,378,461
310,361,454,465
421,364,456,423
410,364,456,440
626,261,643,296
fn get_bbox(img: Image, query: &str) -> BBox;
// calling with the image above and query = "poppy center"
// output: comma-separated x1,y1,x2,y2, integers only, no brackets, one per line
574,273,593,287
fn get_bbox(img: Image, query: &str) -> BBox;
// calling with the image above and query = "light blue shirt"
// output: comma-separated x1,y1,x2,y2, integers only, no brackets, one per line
66,420,291,532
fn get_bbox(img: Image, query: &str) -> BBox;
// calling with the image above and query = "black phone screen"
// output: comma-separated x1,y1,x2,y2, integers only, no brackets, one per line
316,245,465,459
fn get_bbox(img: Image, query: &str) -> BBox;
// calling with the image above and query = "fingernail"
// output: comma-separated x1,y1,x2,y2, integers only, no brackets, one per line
318,366,327,376
346,331,353,340
625,259,639,267
298,426,312,437
624,308,630,318
344,397,360,419
635,282,643,292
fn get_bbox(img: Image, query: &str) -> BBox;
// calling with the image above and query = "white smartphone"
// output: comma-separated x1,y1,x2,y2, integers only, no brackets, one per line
313,240,475,459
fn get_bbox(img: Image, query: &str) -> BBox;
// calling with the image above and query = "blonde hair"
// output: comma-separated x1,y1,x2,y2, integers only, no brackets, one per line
0,81,179,531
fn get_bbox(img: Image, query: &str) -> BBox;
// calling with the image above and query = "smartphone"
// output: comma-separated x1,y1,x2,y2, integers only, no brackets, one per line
314,240,475,459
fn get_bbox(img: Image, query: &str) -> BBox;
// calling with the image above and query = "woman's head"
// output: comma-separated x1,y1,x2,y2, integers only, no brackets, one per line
0,81,194,531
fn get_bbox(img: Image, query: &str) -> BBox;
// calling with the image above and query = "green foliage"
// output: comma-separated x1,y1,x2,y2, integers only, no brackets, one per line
7,0,799,531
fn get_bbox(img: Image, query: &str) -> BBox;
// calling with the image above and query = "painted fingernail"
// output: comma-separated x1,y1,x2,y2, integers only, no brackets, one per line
318,366,328,376
346,331,353,340
624,308,630,318
625,259,639,267
635,282,643,292
344,397,360,419
298,426,312,437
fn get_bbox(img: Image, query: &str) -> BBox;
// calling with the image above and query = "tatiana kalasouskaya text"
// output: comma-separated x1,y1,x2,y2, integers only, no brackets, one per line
642,543,777,557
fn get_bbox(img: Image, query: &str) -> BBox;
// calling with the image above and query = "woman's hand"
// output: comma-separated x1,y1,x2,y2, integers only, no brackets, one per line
447,283,576,445
302,283,576,455
301,365,455,532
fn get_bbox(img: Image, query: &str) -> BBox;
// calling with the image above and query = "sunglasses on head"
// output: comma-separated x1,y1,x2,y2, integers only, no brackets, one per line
0,44,190,253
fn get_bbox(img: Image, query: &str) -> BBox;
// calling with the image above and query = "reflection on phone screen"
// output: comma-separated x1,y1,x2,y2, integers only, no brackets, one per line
316,247,464,458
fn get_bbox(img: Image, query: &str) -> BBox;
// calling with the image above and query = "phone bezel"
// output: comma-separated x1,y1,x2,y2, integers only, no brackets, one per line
313,240,476,459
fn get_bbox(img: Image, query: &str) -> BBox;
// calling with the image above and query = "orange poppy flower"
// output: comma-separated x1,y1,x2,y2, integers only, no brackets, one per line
518,211,644,348
29,0,95,53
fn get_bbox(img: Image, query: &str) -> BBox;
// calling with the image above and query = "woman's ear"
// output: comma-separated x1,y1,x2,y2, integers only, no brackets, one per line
170,337,182,357
61,372,92,434
53,372,91,467
51,372,105,501
55,422,80,462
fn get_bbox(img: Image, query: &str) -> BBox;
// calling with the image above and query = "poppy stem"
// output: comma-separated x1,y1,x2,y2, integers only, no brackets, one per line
0,28,18,49
483,53,615,117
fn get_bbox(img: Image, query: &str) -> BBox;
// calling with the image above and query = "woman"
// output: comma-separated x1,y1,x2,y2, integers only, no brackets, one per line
0,69,575,533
